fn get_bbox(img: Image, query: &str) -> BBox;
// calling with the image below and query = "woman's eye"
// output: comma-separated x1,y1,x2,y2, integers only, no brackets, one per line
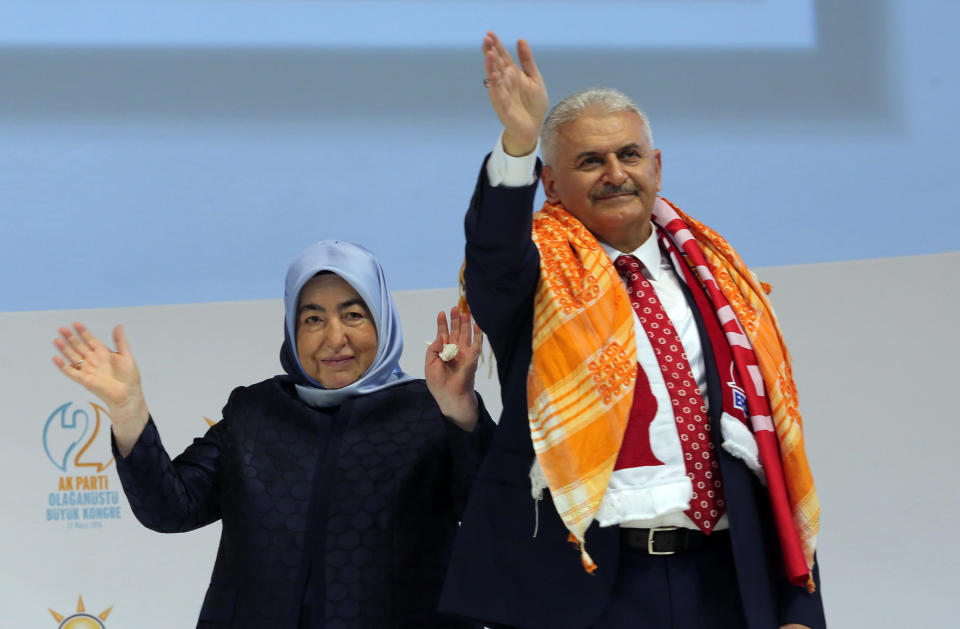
303,315,322,325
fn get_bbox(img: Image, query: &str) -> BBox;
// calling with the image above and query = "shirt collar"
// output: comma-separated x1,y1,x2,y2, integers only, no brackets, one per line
599,223,662,281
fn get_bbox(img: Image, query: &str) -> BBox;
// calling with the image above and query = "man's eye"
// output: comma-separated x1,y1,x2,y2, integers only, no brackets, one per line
578,157,601,168
621,150,642,161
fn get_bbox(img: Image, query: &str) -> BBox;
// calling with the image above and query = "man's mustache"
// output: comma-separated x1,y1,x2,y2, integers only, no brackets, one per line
592,183,638,199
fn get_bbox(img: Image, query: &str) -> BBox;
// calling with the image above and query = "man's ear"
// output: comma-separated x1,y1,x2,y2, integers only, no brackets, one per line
542,165,561,203
653,148,663,192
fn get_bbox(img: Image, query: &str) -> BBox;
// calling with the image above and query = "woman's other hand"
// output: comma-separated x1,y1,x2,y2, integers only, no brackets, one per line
53,323,149,456
425,306,483,432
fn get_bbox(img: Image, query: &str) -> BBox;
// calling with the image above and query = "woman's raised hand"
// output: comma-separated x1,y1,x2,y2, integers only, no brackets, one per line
53,323,149,455
425,306,483,432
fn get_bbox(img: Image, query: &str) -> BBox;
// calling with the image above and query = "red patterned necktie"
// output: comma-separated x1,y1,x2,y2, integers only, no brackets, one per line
613,253,725,533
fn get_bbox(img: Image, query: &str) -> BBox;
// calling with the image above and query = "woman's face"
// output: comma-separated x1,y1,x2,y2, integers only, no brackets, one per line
295,273,379,389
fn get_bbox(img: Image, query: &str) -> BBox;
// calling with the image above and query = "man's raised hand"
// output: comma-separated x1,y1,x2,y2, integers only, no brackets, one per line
482,31,549,157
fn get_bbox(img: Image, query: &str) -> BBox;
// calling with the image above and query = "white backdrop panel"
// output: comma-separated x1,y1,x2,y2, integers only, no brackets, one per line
1,252,957,626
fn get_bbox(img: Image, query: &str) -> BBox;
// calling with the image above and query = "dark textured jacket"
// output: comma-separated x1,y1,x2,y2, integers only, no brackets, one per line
115,377,492,628
439,158,825,629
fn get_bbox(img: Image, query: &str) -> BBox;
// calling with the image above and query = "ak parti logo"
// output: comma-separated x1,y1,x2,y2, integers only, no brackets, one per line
48,594,113,628
42,402,122,528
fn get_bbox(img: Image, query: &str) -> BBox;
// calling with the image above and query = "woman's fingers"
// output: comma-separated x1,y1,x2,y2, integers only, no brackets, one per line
435,310,450,351
54,332,85,365
59,324,98,365
457,308,474,348
112,324,131,356
75,322,106,353
53,322,127,375
52,341,91,383
432,306,482,367
450,307,483,359
52,355,77,375
449,306,462,346
57,321,117,369
471,322,484,354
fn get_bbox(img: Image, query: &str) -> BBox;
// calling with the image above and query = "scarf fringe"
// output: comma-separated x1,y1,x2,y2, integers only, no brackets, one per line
567,533,597,575
530,460,548,538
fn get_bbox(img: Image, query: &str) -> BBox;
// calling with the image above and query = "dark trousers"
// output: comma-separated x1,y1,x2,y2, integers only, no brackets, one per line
589,531,746,629
490,531,746,629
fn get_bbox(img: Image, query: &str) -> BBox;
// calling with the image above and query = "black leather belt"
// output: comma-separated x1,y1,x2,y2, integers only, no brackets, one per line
620,526,728,555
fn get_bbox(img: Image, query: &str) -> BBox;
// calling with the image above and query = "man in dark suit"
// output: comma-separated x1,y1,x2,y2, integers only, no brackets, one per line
439,32,825,629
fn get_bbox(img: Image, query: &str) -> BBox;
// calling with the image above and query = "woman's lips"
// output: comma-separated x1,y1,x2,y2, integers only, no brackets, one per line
321,355,354,366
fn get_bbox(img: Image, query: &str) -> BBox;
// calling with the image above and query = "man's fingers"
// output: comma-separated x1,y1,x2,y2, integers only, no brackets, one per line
516,38,541,80
490,31,515,69
484,50,496,83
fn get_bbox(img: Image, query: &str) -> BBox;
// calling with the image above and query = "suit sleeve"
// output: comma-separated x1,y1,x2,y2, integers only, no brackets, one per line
443,394,496,518
112,389,243,533
463,155,542,351
778,554,827,628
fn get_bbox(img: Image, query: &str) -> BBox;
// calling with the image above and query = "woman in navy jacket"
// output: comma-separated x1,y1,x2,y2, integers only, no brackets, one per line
52,240,492,628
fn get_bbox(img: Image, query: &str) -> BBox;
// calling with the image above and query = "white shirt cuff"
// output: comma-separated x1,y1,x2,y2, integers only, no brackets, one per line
485,131,539,188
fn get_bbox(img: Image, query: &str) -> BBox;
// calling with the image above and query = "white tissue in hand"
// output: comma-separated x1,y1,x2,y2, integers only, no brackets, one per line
439,344,459,362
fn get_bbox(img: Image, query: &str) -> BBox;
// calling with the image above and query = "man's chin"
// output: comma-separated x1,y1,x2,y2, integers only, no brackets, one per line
591,213,654,250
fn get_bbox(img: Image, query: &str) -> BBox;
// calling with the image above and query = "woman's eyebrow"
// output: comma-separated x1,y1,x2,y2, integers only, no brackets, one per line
338,298,368,312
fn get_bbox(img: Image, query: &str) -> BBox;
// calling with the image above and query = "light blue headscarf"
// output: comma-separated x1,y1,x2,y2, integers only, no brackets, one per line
280,240,413,407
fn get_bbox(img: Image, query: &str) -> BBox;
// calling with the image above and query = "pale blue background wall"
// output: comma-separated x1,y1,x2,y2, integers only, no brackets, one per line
1,0,957,312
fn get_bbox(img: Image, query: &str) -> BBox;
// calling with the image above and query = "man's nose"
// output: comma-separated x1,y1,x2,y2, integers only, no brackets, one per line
601,154,627,185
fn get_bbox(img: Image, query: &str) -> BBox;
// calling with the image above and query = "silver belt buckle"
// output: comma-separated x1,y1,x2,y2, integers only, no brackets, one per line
647,526,679,555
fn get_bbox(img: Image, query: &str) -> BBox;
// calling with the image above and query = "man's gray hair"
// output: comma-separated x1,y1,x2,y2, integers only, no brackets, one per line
540,88,653,166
